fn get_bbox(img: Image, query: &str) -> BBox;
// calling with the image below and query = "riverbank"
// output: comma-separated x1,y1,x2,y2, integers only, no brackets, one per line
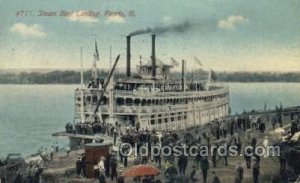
41,106,299,183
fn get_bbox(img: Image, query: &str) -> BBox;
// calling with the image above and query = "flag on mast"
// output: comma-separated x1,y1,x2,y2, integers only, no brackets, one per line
170,57,179,67
194,56,202,66
211,69,218,81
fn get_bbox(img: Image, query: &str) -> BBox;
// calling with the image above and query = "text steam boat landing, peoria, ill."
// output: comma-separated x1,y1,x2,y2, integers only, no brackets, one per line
57,34,230,149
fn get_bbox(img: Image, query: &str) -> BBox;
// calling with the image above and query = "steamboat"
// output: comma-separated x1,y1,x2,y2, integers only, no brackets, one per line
58,34,230,148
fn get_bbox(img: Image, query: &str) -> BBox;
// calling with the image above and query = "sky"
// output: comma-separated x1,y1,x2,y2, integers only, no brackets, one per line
0,0,299,72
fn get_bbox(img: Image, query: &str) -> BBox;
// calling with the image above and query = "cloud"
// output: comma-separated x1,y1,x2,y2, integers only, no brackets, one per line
218,15,248,30
67,11,98,23
163,16,172,22
10,23,46,38
105,15,125,24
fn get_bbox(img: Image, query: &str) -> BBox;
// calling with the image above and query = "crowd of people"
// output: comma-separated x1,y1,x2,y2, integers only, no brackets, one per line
69,108,300,183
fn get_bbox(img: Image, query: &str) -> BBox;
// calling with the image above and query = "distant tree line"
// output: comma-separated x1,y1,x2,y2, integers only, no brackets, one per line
0,70,300,84
0,70,113,84
217,71,300,82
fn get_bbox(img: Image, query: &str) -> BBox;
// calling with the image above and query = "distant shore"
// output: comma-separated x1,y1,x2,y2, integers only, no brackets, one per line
1,70,300,84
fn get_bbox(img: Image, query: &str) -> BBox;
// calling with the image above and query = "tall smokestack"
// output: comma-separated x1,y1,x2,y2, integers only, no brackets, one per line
182,60,185,91
126,36,131,77
151,34,156,79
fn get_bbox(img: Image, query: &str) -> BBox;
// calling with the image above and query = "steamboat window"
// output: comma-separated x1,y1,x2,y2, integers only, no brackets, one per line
134,99,141,105
151,120,155,125
184,115,187,120
125,98,133,106
117,98,125,105
92,96,98,104
158,119,162,124
86,96,91,103
100,97,107,105
171,117,174,122
165,118,168,123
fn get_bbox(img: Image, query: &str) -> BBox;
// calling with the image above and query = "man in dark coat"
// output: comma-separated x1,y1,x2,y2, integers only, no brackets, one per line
212,171,221,183
242,116,247,131
195,151,202,169
76,157,82,177
251,137,257,149
153,147,161,168
124,154,128,167
14,172,24,183
110,154,118,181
235,135,242,155
259,122,266,133
236,162,244,182
220,143,228,166
253,159,260,183
99,172,106,183
216,124,220,140
291,120,298,136
212,147,218,168
279,142,288,173
117,175,125,183
178,154,188,175
200,157,209,183
230,120,235,135
105,153,111,177
165,162,178,183
190,165,198,183
271,116,277,130
81,154,87,177
244,148,252,169
278,109,283,127
113,130,118,145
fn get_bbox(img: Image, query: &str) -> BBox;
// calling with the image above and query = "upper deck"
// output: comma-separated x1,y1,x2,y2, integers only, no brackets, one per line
76,79,228,99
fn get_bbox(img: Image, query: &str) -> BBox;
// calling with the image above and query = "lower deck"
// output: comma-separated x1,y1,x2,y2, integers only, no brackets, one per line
97,98,229,131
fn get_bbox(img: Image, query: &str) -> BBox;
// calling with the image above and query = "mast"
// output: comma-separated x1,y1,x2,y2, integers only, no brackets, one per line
108,45,114,124
192,56,194,84
92,40,99,80
94,55,120,115
80,47,84,88
206,69,211,91
182,60,185,92
80,47,85,123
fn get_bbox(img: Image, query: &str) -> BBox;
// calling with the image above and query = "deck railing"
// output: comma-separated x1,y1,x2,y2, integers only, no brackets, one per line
114,87,229,98
75,85,229,98
92,98,229,114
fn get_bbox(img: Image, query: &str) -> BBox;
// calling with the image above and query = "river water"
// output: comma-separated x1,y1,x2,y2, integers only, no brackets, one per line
0,83,299,157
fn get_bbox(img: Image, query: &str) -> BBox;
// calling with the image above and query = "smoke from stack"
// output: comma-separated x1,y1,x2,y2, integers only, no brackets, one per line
128,21,191,37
